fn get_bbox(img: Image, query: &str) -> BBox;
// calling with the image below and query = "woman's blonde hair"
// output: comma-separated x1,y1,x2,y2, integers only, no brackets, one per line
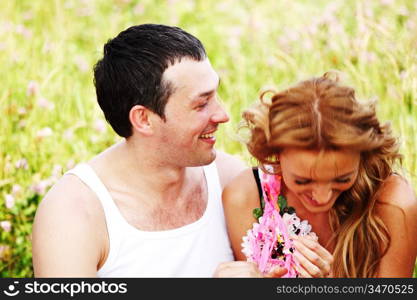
242,72,402,277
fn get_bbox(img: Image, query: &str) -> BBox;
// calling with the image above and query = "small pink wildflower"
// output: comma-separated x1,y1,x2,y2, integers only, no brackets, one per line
94,119,106,133
27,80,39,97
15,158,28,169
74,56,89,72
0,221,11,232
0,245,10,259
38,97,55,110
12,184,22,195
133,3,145,15
31,179,52,195
17,107,27,115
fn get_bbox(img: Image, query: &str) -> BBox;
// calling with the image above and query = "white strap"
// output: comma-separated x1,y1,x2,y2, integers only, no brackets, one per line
65,164,126,230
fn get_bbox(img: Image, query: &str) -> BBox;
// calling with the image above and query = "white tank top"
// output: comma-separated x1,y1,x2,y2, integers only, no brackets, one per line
66,162,233,277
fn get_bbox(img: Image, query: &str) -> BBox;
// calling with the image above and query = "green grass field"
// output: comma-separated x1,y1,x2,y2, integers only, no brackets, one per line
1,0,416,277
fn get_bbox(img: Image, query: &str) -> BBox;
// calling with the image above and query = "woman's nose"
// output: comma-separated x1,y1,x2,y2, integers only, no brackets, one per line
312,185,333,204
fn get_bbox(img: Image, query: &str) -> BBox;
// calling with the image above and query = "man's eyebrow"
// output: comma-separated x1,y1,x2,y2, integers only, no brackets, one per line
291,170,357,180
194,77,221,99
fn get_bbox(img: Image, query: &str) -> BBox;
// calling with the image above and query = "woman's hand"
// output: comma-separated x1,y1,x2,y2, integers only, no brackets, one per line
292,235,333,278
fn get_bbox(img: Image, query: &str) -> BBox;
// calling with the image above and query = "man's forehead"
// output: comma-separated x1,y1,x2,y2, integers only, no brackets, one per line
163,58,216,82
162,58,219,95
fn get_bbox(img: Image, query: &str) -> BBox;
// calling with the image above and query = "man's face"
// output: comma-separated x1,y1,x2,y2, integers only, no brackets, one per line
153,58,229,167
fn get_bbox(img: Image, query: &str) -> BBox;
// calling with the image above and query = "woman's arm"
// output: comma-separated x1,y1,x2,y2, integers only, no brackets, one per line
222,168,333,278
376,174,417,277
222,168,261,260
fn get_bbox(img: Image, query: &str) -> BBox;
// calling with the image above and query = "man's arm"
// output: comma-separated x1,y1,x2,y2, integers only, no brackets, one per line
32,175,106,277
215,150,247,190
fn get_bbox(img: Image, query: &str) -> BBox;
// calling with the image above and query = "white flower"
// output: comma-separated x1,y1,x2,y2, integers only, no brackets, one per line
36,127,53,138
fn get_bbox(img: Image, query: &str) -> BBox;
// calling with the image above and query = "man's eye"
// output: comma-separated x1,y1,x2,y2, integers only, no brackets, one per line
295,180,311,185
197,102,208,109
335,177,351,184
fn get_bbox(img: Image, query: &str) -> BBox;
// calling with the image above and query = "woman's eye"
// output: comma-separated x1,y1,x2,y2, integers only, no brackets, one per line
295,180,311,185
335,177,351,183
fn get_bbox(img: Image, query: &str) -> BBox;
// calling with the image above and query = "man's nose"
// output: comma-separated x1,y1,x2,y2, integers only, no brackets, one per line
211,99,229,124
312,185,333,204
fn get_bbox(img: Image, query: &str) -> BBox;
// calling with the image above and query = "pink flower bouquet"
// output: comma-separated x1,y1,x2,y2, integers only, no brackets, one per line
241,168,316,277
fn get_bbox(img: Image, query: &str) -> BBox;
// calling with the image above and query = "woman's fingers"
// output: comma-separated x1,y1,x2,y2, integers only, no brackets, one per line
296,236,333,264
293,250,324,277
292,236,333,277
295,262,312,278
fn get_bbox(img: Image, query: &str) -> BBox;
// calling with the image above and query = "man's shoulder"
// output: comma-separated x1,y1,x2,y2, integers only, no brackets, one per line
214,150,247,189
32,173,106,277
36,172,103,226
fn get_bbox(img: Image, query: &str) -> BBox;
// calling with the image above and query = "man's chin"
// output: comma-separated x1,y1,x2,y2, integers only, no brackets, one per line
190,149,217,167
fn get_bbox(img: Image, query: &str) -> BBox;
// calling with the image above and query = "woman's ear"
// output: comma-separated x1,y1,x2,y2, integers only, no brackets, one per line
129,105,154,136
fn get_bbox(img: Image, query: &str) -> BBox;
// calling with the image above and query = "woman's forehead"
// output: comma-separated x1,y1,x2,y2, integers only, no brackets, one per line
280,148,360,178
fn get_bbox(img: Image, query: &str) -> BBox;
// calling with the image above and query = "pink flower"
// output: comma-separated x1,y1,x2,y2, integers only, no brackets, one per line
12,184,22,195
27,80,39,97
15,158,28,169
38,97,55,110
0,221,11,232
0,245,10,259
133,3,145,15
242,168,316,277
66,159,75,169
5,194,15,209
18,120,27,129
64,129,74,140
74,56,89,73
31,180,52,195
15,24,32,39
94,119,106,133
18,107,27,115
52,164,63,178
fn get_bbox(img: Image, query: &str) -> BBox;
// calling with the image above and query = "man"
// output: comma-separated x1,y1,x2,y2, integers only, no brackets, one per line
32,24,285,277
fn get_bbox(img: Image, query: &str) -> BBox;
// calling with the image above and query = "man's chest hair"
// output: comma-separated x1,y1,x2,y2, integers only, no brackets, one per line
115,180,208,231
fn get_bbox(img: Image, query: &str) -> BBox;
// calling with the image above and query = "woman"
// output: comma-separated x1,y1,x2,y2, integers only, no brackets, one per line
223,73,417,277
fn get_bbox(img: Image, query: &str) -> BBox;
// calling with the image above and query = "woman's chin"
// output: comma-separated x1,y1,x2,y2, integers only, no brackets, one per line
300,195,334,213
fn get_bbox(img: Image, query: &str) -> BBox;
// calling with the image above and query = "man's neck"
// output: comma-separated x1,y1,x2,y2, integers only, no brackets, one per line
91,139,198,205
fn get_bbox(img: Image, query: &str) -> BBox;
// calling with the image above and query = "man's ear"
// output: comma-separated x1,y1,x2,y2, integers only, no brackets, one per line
129,105,155,136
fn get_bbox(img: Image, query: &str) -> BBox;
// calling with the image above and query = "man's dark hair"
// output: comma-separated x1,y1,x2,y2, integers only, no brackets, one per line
93,24,207,137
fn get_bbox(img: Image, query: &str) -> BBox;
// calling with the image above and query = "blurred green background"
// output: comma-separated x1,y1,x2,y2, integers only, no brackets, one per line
1,0,416,277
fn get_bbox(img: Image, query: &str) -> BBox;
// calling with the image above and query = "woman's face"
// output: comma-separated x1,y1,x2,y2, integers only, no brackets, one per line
279,148,360,214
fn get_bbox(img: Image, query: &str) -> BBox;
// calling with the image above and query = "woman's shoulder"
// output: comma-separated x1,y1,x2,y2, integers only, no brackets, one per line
222,167,260,209
376,174,416,209
375,174,417,229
